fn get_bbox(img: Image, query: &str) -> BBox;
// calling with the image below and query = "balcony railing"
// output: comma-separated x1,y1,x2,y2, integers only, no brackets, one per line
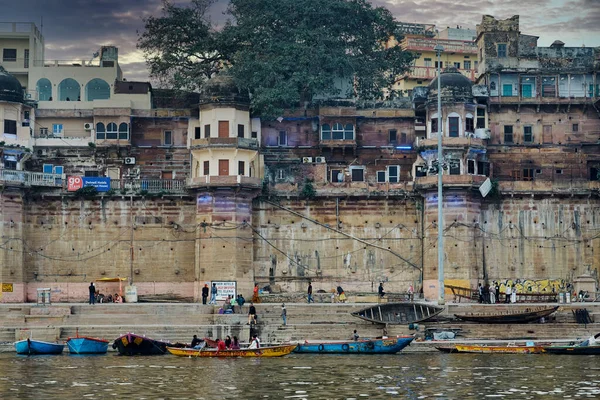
187,175,262,188
403,66,476,81
401,37,477,54
0,169,62,187
190,137,259,149
117,179,187,194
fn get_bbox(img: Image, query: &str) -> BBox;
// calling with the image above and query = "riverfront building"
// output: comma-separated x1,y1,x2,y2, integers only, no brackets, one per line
0,15,598,303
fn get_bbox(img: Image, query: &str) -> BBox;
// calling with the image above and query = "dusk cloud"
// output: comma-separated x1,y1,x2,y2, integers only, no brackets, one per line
3,0,598,82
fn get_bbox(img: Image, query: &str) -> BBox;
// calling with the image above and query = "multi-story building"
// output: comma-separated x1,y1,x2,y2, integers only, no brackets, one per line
0,15,599,303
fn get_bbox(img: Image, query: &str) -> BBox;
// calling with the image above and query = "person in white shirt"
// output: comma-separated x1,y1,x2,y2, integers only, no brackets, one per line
505,285,512,304
248,335,260,349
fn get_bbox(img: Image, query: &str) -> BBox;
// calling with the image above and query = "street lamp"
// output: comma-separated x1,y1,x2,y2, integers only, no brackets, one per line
434,43,445,305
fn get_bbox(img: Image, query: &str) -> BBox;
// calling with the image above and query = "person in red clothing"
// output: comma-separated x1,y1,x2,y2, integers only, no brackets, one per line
216,339,226,351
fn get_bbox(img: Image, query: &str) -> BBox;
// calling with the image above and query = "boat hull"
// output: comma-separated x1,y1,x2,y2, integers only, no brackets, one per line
167,344,297,357
112,333,172,356
67,337,109,354
352,303,444,325
15,339,65,355
294,337,413,354
454,306,559,324
454,344,544,354
543,345,600,355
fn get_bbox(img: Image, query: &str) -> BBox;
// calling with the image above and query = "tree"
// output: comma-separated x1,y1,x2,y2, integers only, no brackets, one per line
139,0,415,117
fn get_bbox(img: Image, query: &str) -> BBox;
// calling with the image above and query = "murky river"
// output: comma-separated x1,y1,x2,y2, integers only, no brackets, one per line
1,352,599,399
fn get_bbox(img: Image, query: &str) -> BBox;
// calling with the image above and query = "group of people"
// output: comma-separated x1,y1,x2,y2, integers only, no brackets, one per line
190,334,260,350
88,282,122,305
220,294,246,314
478,282,517,304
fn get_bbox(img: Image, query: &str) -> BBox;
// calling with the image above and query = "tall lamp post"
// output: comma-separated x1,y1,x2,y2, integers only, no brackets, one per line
434,44,445,305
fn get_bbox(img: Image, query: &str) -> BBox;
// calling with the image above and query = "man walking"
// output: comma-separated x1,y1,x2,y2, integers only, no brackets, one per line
201,284,209,305
281,303,287,326
209,283,217,305
307,282,314,303
88,282,95,305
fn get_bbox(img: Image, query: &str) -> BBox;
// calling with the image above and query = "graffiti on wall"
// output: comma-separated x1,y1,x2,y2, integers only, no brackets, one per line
491,278,568,294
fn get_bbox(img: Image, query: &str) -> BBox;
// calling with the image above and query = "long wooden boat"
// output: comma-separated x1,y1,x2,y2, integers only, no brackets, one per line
294,336,413,354
66,337,109,354
112,333,181,356
166,344,297,357
454,306,559,324
351,303,444,325
543,345,600,355
15,338,65,355
453,344,545,354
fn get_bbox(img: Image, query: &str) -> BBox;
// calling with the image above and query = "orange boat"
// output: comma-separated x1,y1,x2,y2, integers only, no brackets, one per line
453,343,544,354
166,344,297,357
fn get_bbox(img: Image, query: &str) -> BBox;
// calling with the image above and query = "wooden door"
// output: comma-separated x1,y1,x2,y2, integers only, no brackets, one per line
218,121,229,138
543,125,552,144
219,160,229,176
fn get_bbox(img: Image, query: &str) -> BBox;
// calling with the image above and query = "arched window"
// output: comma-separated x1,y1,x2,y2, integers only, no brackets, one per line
106,122,118,139
96,123,105,140
321,124,331,140
332,123,344,140
36,78,52,101
85,78,110,101
447,112,461,138
344,124,354,140
58,78,80,101
118,123,129,140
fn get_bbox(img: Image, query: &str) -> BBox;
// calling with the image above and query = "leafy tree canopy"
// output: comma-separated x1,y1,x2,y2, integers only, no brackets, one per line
138,0,415,117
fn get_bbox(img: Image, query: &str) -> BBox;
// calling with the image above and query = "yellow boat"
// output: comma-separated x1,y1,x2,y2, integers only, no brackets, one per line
166,344,297,358
454,344,544,354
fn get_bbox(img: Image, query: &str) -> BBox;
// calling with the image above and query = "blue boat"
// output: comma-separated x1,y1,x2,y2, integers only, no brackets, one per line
294,336,414,354
15,338,65,355
66,336,109,354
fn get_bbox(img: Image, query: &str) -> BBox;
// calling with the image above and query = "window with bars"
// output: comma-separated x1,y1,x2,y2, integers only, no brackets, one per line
497,44,507,58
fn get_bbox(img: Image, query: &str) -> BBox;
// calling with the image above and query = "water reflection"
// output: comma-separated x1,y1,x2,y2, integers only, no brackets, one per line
1,352,599,399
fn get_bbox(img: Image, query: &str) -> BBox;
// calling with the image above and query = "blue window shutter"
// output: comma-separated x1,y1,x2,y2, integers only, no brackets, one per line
54,166,63,175
43,164,53,174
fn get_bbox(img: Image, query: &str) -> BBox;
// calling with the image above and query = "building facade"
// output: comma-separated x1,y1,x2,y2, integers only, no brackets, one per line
0,15,599,303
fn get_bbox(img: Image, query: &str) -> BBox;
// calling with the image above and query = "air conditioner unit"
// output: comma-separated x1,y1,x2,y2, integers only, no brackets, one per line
302,157,313,163
84,123,93,131
124,157,136,165
131,167,140,175
315,156,326,163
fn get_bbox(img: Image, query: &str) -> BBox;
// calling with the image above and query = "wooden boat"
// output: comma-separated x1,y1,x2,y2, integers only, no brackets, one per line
294,336,414,354
166,344,297,357
15,338,65,355
66,336,109,354
454,306,559,324
453,344,545,354
435,345,457,353
112,333,182,356
544,333,600,355
351,303,444,325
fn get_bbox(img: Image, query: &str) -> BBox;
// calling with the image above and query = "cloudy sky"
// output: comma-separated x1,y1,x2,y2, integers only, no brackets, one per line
3,0,598,82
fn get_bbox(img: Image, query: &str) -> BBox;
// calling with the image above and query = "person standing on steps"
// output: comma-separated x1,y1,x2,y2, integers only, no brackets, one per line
307,282,314,303
505,284,512,304
88,282,95,305
248,302,257,325
209,283,217,305
281,303,287,326
352,330,359,341
201,284,209,305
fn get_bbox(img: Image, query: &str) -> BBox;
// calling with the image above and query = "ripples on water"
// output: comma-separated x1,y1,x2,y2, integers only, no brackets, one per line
1,352,599,399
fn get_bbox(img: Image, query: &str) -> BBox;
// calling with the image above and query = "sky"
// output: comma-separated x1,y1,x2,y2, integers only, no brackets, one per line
2,0,598,82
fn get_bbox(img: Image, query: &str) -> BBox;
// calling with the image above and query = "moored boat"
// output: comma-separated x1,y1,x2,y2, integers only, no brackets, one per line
66,336,109,354
351,303,444,325
453,344,544,354
112,333,178,356
15,338,65,355
544,333,600,355
454,306,559,324
166,344,297,357
294,336,413,354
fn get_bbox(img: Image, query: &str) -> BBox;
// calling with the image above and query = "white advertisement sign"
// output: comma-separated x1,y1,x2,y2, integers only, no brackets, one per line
212,281,237,301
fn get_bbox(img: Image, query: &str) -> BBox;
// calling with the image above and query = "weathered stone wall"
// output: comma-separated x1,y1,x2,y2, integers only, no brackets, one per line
0,191,26,302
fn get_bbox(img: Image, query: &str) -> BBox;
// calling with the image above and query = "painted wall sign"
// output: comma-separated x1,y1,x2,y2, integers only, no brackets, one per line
67,176,83,191
2,283,14,292
82,177,111,192
211,281,237,301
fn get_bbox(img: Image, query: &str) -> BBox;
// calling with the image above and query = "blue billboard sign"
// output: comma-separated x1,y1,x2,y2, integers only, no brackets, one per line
82,177,111,192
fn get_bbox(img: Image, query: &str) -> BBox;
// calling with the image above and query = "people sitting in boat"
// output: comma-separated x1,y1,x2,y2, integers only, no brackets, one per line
352,330,359,341
248,302,257,325
216,338,226,351
248,335,260,349
191,335,203,349
378,282,385,298
581,334,598,347
225,335,232,349
231,336,240,350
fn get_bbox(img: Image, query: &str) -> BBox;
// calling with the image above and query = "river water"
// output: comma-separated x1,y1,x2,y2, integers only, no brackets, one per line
1,352,599,399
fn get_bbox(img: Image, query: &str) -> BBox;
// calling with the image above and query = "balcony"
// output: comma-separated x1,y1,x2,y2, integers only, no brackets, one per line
415,136,487,150
490,95,598,106
0,169,62,187
400,37,477,54
414,174,487,190
190,137,259,150
403,66,476,82
34,130,94,147
318,139,357,151
110,179,186,194
187,175,262,190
